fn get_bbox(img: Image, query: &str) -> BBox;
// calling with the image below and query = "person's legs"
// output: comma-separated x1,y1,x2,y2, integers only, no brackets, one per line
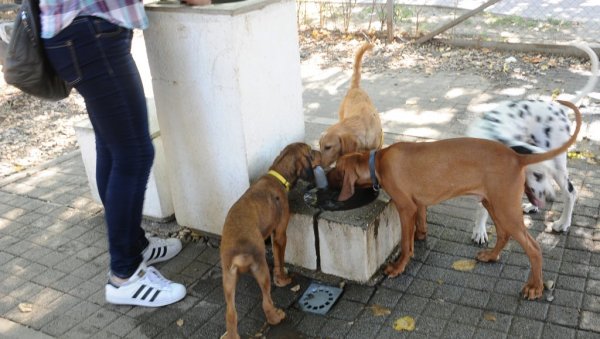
43,16,183,297
44,16,152,277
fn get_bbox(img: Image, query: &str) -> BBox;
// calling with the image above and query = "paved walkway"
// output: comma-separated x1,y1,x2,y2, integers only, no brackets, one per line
1,58,600,338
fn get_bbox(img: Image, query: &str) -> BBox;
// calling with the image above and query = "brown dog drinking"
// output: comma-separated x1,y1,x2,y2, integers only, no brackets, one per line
319,42,383,168
220,143,321,339
326,100,582,300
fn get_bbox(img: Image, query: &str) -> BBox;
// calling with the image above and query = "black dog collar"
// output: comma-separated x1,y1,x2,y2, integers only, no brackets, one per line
369,150,380,191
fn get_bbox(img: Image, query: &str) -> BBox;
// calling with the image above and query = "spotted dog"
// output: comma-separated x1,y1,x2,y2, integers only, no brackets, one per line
467,42,598,244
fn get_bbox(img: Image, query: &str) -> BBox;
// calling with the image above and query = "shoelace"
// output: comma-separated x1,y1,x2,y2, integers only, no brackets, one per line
143,266,172,290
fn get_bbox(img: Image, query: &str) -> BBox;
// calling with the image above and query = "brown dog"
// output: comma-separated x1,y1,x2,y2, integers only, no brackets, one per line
327,100,581,300
319,42,383,168
220,143,321,339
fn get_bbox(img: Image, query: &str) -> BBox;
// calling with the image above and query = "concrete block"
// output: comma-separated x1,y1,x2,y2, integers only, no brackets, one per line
287,183,401,283
318,199,401,283
73,99,174,221
285,184,319,270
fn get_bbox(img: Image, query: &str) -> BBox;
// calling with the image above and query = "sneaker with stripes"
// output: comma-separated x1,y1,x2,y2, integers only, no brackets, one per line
105,263,186,307
142,236,182,265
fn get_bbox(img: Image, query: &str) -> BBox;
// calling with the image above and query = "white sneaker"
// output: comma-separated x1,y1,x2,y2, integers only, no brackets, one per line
142,236,182,265
105,263,186,307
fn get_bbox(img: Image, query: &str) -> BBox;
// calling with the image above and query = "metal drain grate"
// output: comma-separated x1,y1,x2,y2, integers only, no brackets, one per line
298,282,343,315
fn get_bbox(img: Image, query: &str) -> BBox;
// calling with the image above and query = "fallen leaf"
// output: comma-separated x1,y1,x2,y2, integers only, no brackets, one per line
452,259,476,272
483,312,497,322
176,319,184,327
18,303,33,313
393,316,415,331
291,284,301,292
436,279,444,285
368,304,391,316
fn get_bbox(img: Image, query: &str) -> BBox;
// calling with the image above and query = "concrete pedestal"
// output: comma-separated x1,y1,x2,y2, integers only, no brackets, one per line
286,185,402,283
144,0,304,235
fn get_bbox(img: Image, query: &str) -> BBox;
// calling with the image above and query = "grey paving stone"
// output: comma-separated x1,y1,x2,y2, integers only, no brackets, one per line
422,299,455,320
546,304,581,327
341,282,375,303
412,315,447,337
432,283,465,303
551,288,583,309
64,300,101,322
555,274,586,292
369,287,403,309
9,280,44,300
405,277,438,298
345,319,386,339
0,294,19,315
541,322,577,339
459,288,491,308
501,264,529,281
559,261,590,278
509,316,544,339
295,313,327,337
62,322,103,339
578,329,600,339
442,321,477,339
41,315,81,337
319,318,353,338
326,299,364,321
515,298,549,321
585,279,600,296
472,328,507,339
582,293,600,312
449,304,483,327
380,271,413,292
580,310,600,333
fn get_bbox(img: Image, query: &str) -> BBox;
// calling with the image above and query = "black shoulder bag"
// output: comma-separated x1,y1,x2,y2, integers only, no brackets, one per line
3,0,72,100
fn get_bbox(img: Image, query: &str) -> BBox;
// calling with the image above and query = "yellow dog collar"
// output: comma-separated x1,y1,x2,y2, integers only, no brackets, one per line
268,170,291,192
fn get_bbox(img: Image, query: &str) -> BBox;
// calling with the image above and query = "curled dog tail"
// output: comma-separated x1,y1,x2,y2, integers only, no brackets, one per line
571,42,599,104
518,100,582,166
350,42,373,89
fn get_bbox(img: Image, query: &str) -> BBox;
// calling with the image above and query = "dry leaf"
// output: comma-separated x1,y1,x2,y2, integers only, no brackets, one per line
368,304,391,317
483,312,497,322
291,284,301,292
436,279,444,285
18,303,33,313
393,316,416,331
452,259,476,272
176,319,184,327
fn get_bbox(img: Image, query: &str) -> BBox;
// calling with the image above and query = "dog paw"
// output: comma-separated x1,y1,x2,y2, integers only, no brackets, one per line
274,274,292,287
521,283,543,300
384,260,408,278
549,220,570,233
471,230,488,245
265,308,286,325
220,331,241,339
415,231,427,241
522,203,539,214
476,250,499,262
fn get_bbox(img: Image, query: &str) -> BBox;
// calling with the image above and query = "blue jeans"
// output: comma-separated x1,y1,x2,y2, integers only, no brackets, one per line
43,16,153,278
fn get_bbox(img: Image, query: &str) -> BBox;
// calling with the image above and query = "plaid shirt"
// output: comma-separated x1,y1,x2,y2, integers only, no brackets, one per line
40,0,148,38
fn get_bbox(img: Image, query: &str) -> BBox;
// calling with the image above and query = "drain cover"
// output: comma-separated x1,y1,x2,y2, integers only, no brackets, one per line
298,282,343,315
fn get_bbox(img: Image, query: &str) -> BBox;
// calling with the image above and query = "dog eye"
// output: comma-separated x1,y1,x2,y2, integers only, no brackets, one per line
325,146,332,151
533,172,544,182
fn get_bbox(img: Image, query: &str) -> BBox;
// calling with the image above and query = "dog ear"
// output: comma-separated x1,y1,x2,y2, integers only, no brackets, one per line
340,134,358,154
338,168,357,201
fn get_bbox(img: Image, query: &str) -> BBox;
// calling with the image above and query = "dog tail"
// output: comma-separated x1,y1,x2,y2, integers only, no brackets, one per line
229,254,255,274
350,42,373,89
571,42,599,104
518,100,581,166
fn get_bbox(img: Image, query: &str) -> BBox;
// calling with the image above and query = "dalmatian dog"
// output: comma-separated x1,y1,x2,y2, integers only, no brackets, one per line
467,42,598,244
